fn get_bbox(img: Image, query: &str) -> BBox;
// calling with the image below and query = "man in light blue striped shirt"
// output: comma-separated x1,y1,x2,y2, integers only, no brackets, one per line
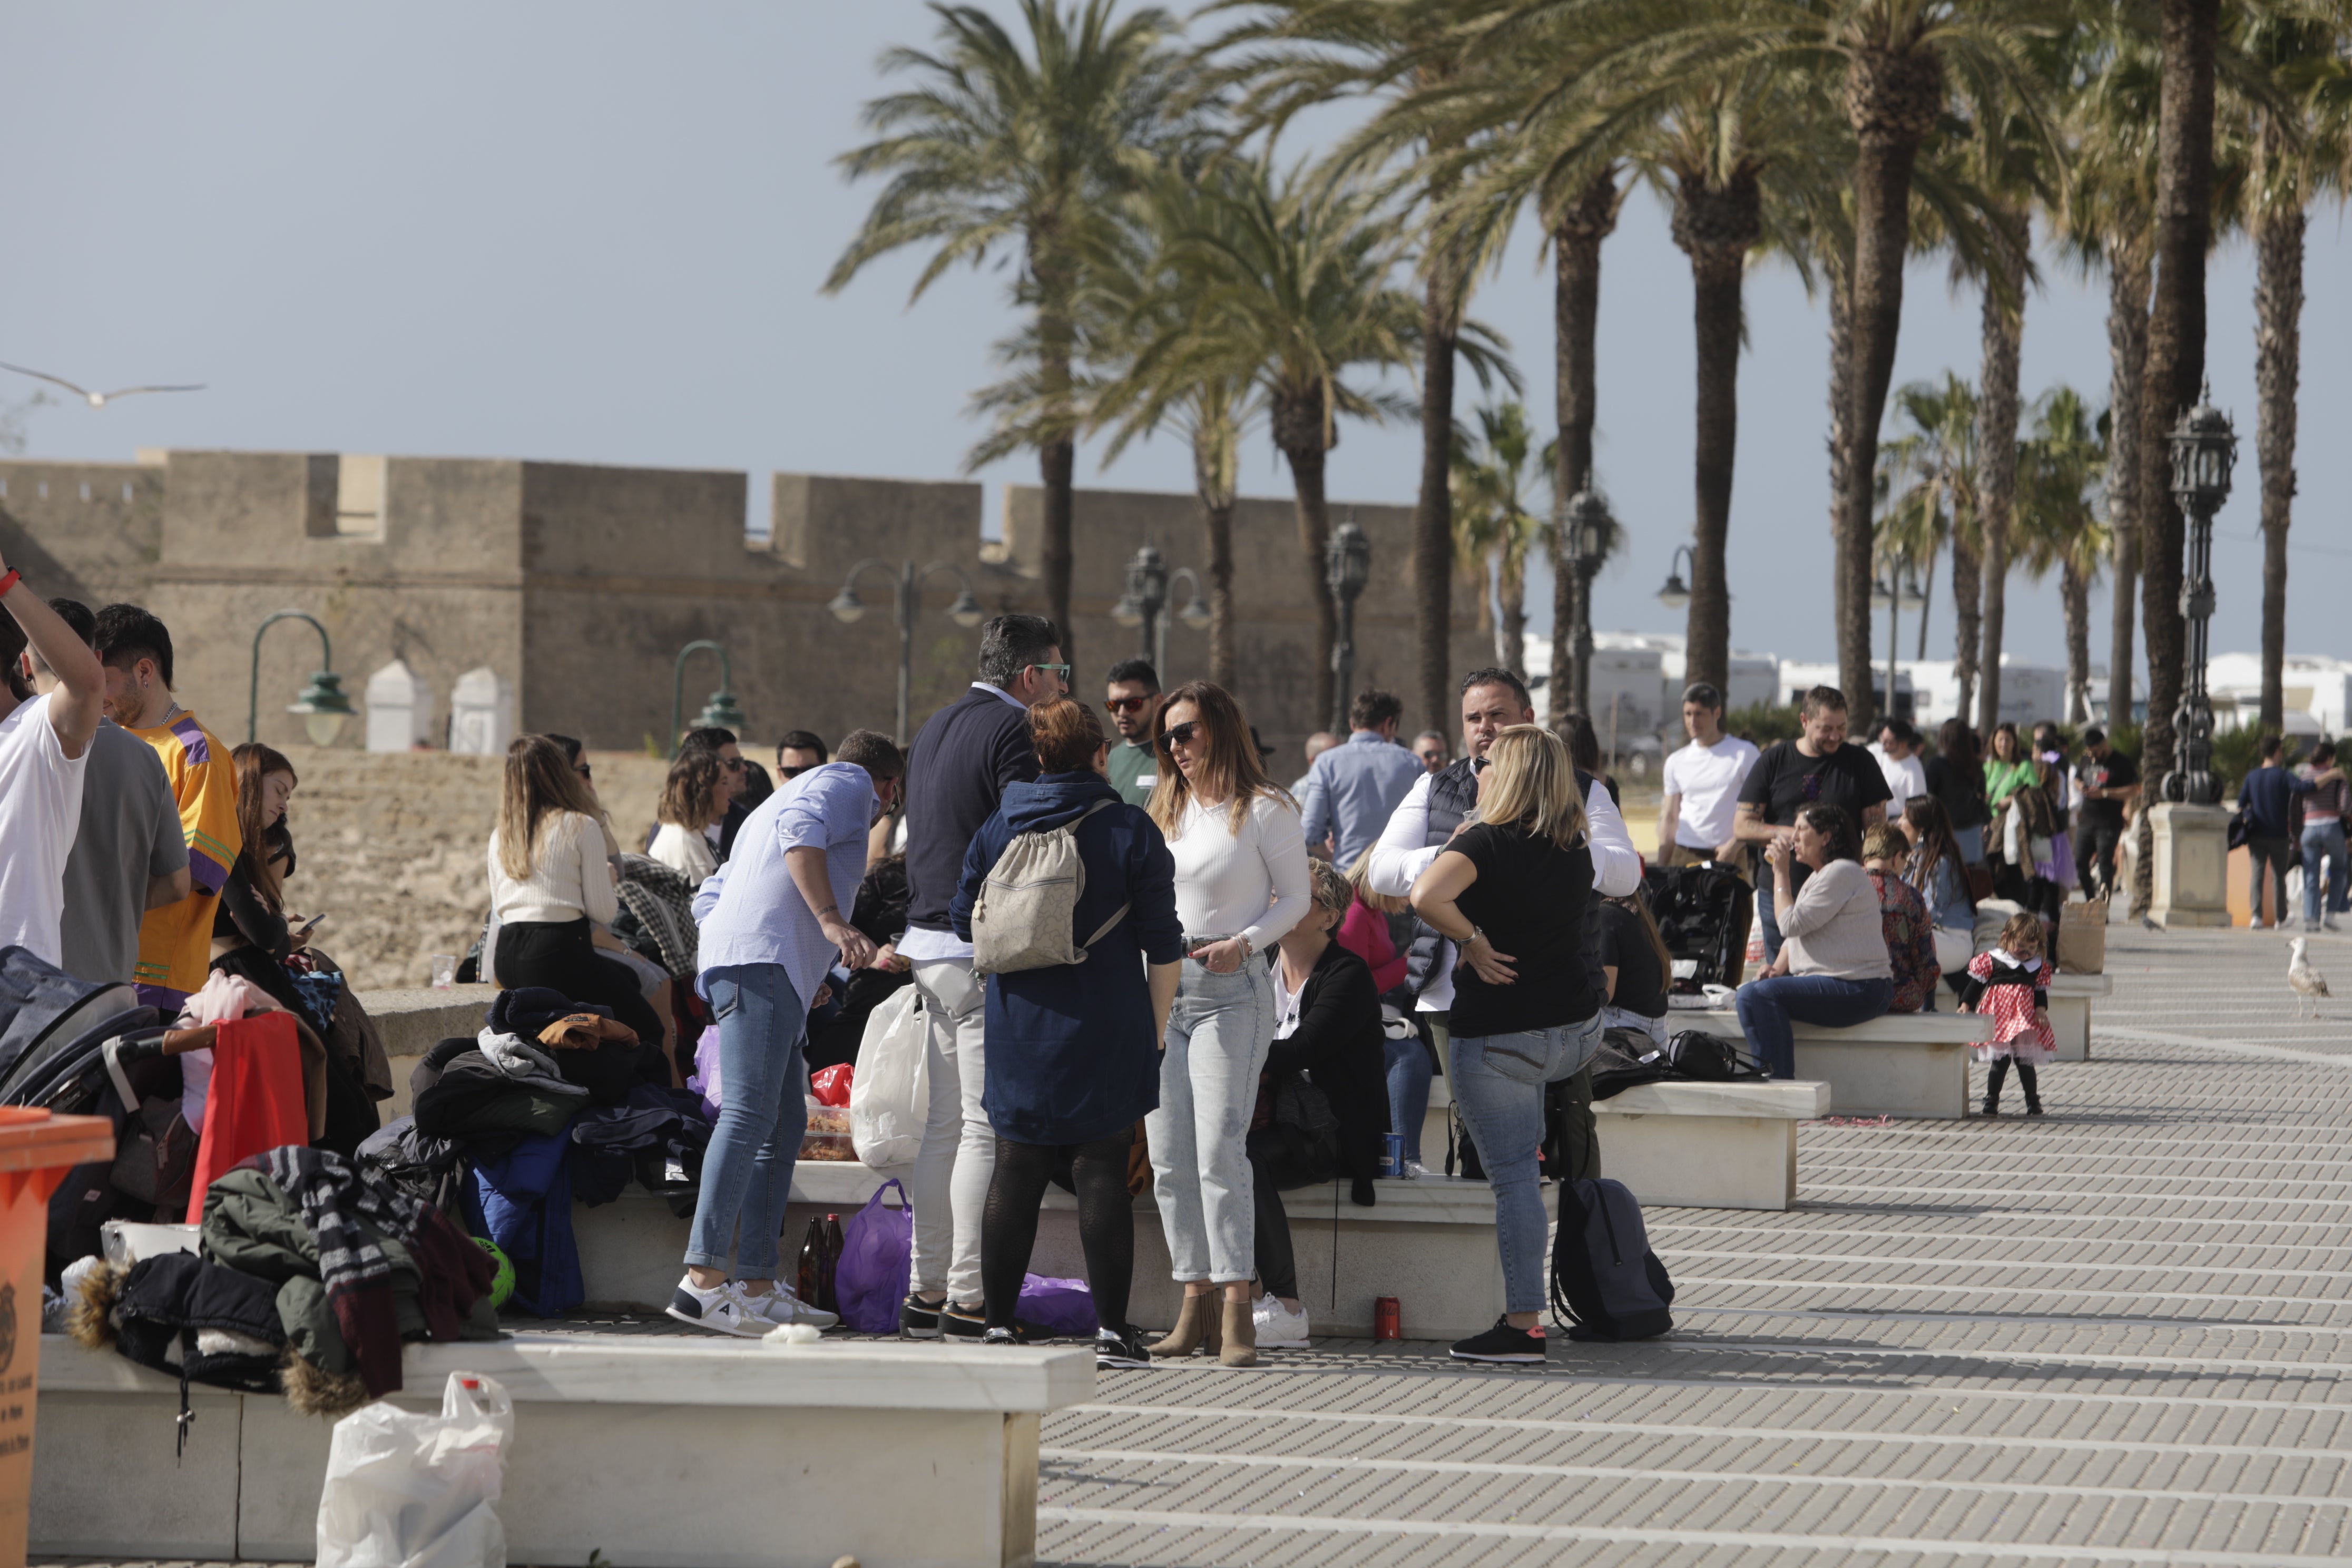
1299,689,1425,869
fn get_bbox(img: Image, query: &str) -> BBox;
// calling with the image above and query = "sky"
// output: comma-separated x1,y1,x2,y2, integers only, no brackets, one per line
3,2,2345,681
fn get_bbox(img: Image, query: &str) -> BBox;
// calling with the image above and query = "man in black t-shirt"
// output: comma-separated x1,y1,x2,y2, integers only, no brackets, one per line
2071,726,2138,900
1734,685,1892,965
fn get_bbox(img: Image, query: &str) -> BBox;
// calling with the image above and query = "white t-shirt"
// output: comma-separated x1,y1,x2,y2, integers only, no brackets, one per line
1167,792,1311,952
1869,744,1929,808
1661,735,1759,850
0,693,91,968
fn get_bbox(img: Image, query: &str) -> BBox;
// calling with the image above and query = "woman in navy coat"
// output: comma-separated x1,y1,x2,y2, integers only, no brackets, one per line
951,697,1182,1363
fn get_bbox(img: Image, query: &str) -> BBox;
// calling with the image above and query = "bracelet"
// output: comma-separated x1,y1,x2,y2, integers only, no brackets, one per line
0,569,18,599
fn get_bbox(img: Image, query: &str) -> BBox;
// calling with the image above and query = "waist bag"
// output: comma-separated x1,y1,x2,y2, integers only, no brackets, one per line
971,799,1130,975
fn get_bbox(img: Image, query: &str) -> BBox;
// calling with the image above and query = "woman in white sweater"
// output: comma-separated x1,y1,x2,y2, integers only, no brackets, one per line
1143,681,1310,1367
649,748,733,884
1733,802,1894,1079
487,734,664,1044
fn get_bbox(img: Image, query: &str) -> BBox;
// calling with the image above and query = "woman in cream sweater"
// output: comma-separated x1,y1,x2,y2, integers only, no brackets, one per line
1733,802,1893,1078
1143,681,1310,1367
487,733,664,1044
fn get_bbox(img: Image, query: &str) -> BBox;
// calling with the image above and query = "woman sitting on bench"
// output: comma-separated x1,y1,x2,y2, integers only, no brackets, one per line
1735,803,1894,1079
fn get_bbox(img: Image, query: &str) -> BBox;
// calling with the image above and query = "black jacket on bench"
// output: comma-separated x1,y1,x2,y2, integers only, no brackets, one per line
1265,941,1391,1207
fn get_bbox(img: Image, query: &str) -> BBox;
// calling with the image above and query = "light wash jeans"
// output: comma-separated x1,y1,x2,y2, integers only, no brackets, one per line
685,964,807,1277
2302,821,2349,925
1147,954,1275,1285
1448,1014,1605,1316
908,957,992,1307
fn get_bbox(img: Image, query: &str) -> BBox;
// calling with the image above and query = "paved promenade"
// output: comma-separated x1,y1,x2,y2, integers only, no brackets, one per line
1041,918,2352,1566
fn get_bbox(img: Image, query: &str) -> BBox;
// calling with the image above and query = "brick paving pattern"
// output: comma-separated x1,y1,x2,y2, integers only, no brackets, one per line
1038,919,2352,1566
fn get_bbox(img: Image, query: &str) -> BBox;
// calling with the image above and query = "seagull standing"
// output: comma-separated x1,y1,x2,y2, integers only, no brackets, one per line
2288,937,2331,1021
0,360,203,408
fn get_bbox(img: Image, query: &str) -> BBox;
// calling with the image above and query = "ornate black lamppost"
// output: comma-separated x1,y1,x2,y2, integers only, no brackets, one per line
829,560,987,745
1110,544,1208,678
2161,383,2236,806
1324,517,1371,733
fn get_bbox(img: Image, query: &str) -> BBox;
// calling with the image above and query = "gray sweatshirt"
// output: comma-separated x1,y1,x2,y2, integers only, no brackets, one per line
1780,859,1893,981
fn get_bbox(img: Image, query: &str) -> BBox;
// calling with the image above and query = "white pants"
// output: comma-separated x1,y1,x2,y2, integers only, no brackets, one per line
1146,955,1275,1285
907,957,992,1306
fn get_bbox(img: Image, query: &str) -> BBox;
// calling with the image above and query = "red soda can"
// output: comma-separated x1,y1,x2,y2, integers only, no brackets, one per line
1374,1296,1402,1340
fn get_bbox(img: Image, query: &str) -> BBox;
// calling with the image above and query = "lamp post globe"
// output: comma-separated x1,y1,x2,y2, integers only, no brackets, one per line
827,586,867,624
1657,544,1693,612
289,670,355,748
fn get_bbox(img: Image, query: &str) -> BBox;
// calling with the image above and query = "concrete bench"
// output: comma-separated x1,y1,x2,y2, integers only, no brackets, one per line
1689,1006,1994,1119
1591,1078,1832,1210
356,984,499,1119
2047,973,2111,1062
33,1330,1089,1567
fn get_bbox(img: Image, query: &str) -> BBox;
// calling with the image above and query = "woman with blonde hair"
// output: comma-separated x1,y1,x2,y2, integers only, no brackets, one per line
487,733,663,1043
1410,724,1602,1367
1142,681,1310,1367
650,748,733,883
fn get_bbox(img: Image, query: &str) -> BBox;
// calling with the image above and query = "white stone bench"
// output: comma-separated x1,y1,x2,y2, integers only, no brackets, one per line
1592,1079,1832,1211
2047,973,2111,1062
1688,1006,1994,1120
356,984,499,1120
33,1330,1089,1567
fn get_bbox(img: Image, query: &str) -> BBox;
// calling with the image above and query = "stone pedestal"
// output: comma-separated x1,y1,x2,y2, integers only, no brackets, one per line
2150,801,2233,928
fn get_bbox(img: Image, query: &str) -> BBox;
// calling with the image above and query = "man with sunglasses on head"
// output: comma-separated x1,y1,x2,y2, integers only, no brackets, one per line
1102,659,1161,808
898,613,1069,1339
1734,685,1892,967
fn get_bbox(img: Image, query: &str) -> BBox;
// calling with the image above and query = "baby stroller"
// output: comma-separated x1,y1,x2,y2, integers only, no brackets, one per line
1641,861,1753,991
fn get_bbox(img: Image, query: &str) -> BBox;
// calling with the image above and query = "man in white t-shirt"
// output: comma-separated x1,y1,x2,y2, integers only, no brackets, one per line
0,548,107,968
1867,717,1930,810
1657,682,1761,981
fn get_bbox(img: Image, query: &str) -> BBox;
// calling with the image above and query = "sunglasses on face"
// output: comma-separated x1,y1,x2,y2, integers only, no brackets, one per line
779,765,809,779
1105,696,1151,716
720,757,746,772
1030,663,1072,680
573,763,593,781
1156,720,1203,753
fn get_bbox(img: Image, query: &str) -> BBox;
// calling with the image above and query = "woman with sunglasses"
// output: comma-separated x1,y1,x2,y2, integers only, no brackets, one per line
1144,681,1310,1367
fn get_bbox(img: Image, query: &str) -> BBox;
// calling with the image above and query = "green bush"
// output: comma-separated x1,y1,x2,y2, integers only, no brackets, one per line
1726,702,1802,747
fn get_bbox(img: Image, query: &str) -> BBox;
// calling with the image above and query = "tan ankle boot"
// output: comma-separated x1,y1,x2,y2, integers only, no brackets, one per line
1148,1292,1216,1358
1218,1298,1256,1367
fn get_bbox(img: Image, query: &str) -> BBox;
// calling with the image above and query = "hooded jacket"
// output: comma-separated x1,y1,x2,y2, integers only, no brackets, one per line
950,771,1184,1144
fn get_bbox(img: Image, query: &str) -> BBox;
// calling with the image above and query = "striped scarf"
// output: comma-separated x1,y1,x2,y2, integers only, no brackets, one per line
266,1145,426,1397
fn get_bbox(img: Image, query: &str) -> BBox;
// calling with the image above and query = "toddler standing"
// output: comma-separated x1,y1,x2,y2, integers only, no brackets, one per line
1962,910,2055,1116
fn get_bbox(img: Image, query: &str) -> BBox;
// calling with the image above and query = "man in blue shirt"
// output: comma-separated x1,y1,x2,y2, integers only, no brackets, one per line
1299,689,1425,870
675,728,902,1336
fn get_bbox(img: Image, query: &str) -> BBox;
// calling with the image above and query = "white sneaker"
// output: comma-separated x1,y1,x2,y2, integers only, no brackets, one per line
740,1283,839,1330
666,1277,765,1337
1402,1160,1431,1181
1253,1295,1310,1347
2328,915,2343,932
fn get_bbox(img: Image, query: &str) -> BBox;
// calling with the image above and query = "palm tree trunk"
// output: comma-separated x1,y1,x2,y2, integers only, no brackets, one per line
2133,0,2221,913
1038,307,1078,664
2063,558,2092,723
1837,46,1944,724
1199,488,1238,689
1826,262,1856,681
1917,547,1936,660
1416,271,1460,736
1550,168,1620,726
1276,386,1338,728
1953,520,1983,725
1498,561,1528,683
2105,244,2150,726
1974,210,2028,734
2255,200,2302,735
1676,166,1759,702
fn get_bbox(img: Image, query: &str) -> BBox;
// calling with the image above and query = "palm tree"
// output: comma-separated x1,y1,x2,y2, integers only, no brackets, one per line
826,1,1193,665
1877,373,1983,707
2014,385,2111,723
1131,160,1507,726
1449,400,1548,679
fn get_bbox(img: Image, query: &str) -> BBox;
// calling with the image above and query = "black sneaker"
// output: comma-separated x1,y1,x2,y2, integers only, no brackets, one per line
940,1304,986,1339
980,1325,1034,1346
2025,1103,2046,1116
1448,1316,1547,1365
1095,1325,1152,1370
899,1294,945,1339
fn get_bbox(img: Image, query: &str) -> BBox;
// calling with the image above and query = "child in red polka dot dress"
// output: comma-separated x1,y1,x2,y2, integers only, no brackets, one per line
1962,910,2055,1116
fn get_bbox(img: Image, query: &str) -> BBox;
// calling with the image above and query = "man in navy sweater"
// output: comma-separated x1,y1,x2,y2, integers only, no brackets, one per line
898,613,1068,1337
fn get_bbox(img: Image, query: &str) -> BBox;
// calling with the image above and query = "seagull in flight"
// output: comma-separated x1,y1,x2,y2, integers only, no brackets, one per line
2289,936,2331,1020
0,360,204,409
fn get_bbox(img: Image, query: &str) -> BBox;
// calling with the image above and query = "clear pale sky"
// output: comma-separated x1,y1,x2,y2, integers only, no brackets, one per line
4,2,2343,680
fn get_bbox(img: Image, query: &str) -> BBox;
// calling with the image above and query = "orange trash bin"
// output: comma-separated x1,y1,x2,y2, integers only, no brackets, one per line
0,1108,114,1568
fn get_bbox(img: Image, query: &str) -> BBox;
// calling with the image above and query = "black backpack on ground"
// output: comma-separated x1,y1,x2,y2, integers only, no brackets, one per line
1550,1177,1675,1342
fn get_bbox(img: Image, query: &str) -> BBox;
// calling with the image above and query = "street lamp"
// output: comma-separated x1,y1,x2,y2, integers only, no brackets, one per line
1657,544,1694,611
1323,516,1373,734
1561,490,1612,716
247,610,354,747
2162,380,2237,806
670,640,749,757
830,558,988,745
1109,544,1210,679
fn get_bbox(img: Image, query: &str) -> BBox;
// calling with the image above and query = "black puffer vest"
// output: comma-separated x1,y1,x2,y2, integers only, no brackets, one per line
1404,758,1603,1000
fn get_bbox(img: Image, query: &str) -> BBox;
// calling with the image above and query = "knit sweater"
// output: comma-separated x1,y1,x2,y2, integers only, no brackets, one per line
487,810,617,926
1778,858,1893,981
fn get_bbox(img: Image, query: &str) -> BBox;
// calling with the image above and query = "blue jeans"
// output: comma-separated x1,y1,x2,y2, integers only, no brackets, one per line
1384,1028,1434,1164
1448,1015,1605,1315
1735,974,1895,1080
1147,956,1275,1285
1756,865,1785,966
2302,822,2349,924
686,964,808,1277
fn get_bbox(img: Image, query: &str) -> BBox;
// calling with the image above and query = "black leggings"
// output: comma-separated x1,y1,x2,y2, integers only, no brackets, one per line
494,919,665,1046
1249,1122,1341,1302
1985,1056,2041,1110
982,1130,1134,1334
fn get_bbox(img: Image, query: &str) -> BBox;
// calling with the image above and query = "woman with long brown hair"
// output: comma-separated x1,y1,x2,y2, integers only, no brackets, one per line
487,733,663,1043
1142,681,1310,1367
650,747,733,883
214,743,302,966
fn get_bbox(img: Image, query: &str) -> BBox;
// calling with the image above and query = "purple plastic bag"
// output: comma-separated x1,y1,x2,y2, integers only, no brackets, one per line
1017,1273,1096,1337
688,1025,722,1120
834,1179,914,1334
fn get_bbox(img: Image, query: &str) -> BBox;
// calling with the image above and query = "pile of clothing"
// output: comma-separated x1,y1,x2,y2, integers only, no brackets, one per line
67,1145,501,1426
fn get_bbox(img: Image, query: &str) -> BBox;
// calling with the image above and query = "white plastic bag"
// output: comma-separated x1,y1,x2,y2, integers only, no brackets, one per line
317,1371,515,1568
849,983,928,1168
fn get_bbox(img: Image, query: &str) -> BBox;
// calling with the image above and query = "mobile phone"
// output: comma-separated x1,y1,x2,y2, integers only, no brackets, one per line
296,912,327,936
